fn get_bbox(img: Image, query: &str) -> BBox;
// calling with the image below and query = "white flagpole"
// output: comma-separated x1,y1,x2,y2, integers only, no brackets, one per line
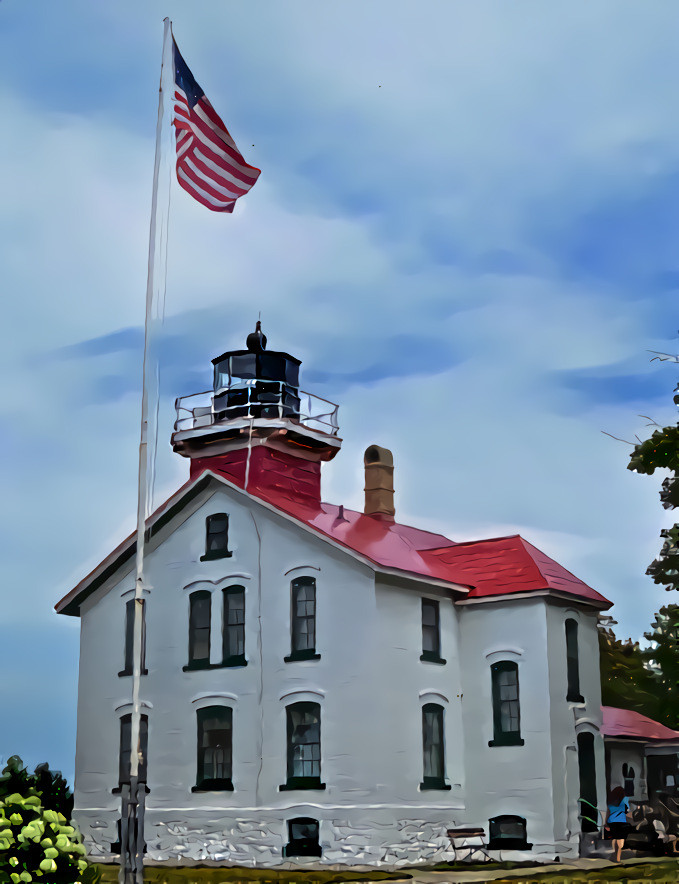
121,17,172,884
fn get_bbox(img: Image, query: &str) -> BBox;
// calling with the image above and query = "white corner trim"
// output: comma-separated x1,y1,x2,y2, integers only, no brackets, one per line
183,574,252,591
284,565,322,576
120,588,151,599
114,700,153,713
191,692,238,706
574,717,601,733
279,688,325,703
485,648,523,663
419,689,449,705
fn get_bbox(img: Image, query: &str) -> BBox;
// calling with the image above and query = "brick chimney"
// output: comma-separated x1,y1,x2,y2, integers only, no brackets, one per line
364,445,395,520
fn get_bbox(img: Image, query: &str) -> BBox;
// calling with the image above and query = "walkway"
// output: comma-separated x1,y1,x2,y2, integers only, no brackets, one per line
400,856,679,883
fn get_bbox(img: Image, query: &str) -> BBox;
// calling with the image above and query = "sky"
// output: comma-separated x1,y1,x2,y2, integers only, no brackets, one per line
2,0,679,787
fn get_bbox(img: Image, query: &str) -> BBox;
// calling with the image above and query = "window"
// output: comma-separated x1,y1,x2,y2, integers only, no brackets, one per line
222,586,246,666
118,713,148,786
623,762,635,797
187,591,211,669
421,598,445,663
281,702,324,790
201,513,232,560
285,577,320,662
565,619,584,702
283,817,322,857
421,703,450,790
193,706,233,791
488,815,531,850
490,661,524,746
120,599,147,677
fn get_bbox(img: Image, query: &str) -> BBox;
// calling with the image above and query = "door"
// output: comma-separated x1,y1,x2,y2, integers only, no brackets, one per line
577,732,598,832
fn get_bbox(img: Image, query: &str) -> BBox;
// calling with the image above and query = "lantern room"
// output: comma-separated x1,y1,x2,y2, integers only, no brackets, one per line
171,324,342,498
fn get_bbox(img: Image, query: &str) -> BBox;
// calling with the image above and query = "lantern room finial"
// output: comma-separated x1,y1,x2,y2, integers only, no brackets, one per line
246,320,267,353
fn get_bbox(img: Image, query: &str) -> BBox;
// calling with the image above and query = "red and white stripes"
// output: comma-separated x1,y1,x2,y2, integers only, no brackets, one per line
173,86,260,212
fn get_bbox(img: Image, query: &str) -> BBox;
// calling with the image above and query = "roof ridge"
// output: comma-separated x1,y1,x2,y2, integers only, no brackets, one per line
425,533,521,554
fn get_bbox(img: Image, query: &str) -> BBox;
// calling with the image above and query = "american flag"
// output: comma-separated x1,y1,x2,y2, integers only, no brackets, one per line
172,40,260,212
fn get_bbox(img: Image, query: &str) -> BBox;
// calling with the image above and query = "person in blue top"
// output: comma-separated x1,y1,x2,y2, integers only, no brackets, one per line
606,785,630,862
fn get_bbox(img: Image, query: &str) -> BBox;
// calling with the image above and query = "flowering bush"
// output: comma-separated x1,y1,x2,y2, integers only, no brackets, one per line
0,791,99,884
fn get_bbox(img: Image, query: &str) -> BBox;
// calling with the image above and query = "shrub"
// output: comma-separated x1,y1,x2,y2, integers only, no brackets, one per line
0,759,73,820
0,791,100,884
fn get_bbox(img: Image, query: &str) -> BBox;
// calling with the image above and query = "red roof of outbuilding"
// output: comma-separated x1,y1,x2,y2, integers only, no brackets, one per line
602,706,679,742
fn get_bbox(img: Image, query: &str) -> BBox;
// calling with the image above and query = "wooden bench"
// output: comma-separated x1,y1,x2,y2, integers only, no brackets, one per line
446,827,490,862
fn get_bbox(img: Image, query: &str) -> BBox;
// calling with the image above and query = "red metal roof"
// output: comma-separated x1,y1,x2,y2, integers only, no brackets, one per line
253,485,610,607
56,471,612,614
602,706,679,742
420,534,611,607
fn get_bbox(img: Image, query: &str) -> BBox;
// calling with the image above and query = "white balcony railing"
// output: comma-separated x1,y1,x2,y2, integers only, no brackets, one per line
174,383,340,437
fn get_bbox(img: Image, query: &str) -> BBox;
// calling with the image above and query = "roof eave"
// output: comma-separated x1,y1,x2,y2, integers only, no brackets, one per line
56,470,470,617
455,588,611,610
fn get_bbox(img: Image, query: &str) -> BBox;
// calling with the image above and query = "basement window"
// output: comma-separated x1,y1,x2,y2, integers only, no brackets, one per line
283,817,322,857
488,815,532,850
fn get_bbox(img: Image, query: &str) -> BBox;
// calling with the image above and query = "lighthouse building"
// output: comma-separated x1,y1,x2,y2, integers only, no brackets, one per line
56,326,611,866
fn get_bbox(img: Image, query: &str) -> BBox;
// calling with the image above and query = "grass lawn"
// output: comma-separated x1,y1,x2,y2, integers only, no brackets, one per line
97,865,410,883
492,860,679,882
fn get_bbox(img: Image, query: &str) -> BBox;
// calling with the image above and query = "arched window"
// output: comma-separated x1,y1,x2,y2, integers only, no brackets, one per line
421,703,450,790
120,598,147,677
202,513,232,560
188,590,211,668
118,713,148,786
623,762,635,797
490,661,524,746
281,702,324,790
421,598,445,663
565,619,584,702
577,731,598,832
193,705,233,791
285,577,320,662
222,586,246,666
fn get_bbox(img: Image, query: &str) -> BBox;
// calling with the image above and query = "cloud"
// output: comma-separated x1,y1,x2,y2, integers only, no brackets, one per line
3,0,679,783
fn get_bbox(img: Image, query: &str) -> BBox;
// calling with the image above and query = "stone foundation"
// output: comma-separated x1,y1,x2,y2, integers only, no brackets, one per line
75,807,577,867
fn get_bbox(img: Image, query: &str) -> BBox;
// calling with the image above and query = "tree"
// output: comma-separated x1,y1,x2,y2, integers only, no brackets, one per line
0,760,73,821
628,377,679,592
643,604,679,729
598,622,660,720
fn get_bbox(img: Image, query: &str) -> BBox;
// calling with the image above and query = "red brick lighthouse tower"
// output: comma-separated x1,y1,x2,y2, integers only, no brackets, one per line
171,323,342,506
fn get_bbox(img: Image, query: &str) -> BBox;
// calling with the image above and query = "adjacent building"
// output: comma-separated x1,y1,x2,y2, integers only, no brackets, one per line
56,327,613,866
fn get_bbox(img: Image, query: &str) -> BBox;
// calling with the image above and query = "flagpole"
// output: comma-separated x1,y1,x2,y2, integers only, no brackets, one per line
121,17,172,884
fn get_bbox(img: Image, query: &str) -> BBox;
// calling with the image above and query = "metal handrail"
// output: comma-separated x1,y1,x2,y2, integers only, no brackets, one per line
578,798,604,832
173,384,340,437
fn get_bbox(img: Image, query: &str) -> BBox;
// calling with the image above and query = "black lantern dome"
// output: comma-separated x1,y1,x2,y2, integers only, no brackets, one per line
211,323,301,420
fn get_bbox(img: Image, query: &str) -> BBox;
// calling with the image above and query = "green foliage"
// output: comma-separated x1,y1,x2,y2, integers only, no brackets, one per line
0,759,73,821
628,383,679,593
643,604,679,728
598,624,660,720
0,791,99,884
